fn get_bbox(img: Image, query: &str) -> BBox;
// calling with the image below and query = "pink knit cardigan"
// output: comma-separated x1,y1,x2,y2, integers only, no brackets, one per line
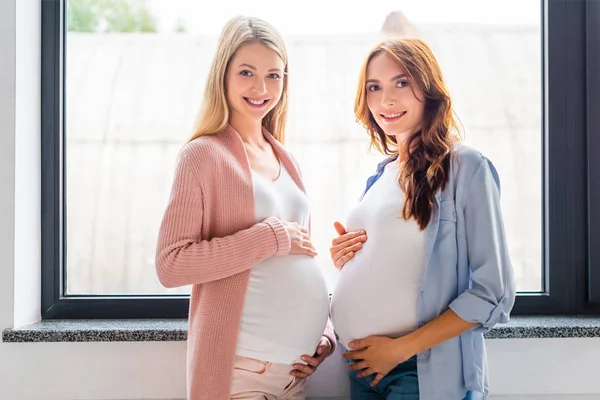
156,125,336,400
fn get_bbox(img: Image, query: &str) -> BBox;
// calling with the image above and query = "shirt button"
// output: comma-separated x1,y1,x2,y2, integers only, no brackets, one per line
417,352,427,362
420,290,425,297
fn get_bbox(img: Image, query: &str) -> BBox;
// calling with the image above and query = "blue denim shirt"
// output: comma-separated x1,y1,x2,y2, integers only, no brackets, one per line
359,145,516,400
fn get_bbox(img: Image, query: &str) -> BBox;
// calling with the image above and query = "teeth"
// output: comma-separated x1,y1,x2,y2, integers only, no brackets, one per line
383,112,404,118
247,98,267,105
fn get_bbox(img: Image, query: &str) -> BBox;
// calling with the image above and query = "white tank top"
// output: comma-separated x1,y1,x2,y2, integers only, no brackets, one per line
330,161,426,349
235,162,330,364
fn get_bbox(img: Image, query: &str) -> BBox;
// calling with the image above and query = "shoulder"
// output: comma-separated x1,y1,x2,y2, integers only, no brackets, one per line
451,144,501,195
181,131,229,159
176,131,238,179
180,130,239,165
451,144,485,170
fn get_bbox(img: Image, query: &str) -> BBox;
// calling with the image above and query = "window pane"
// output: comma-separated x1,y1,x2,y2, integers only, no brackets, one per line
65,0,542,295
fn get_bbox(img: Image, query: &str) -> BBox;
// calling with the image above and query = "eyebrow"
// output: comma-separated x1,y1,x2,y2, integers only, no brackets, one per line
238,63,282,73
366,74,407,84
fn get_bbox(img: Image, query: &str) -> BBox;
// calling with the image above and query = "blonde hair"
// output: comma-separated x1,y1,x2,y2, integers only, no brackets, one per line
189,16,289,143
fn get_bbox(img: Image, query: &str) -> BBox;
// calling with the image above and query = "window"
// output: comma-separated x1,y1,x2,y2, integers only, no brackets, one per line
41,0,600,318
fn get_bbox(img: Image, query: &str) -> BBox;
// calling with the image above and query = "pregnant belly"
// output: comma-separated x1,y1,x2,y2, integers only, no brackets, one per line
330,250,420,349
239,255,330,362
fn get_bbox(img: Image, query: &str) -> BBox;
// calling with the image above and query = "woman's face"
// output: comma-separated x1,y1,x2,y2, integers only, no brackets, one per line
365,52,425,141
226,41,285,125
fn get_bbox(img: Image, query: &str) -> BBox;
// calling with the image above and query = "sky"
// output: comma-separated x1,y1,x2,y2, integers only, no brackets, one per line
146,0,541,35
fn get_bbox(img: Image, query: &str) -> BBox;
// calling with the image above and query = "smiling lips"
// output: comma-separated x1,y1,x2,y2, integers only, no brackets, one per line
380,111,407,122
244,97,270,108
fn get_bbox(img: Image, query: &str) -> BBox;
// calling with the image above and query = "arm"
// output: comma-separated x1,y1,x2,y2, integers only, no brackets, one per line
405,158,515,350
155,152,290,288
447,158,516,332
399,309,477,356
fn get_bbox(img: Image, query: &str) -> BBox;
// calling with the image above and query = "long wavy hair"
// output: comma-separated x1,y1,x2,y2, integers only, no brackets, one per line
354,38,461,230
189,16,289,143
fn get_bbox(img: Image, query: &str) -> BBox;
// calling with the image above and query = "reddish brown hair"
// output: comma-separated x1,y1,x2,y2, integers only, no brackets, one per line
354,38,460,230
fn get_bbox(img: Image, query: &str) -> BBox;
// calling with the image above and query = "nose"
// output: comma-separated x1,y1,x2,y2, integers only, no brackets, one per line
252,78,267,96
381,88,396,108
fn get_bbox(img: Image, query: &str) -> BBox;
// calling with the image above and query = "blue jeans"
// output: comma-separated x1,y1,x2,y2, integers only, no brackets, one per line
347,356,478,400
348,356,419,400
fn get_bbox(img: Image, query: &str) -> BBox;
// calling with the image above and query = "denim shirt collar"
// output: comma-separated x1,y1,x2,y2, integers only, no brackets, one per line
364,155,444,204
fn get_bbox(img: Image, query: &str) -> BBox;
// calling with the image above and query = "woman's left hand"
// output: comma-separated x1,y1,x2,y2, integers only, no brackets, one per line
343,335,417,387
291,336,333,379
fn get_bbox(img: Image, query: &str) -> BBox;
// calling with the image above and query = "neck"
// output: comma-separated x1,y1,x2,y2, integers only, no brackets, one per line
229,114,265,146
395,134,410,163
394,126,422,163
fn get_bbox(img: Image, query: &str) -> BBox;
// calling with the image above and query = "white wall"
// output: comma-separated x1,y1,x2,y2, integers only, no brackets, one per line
13,0,41,330
1,1,600,399
2,337,600,400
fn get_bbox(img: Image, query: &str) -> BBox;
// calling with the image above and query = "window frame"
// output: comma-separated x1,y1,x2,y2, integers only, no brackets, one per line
586,0,600,305
41,0,600,319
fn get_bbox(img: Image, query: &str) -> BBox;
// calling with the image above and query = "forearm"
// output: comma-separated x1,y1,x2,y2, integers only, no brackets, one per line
400,309,479,355
156,217,290,287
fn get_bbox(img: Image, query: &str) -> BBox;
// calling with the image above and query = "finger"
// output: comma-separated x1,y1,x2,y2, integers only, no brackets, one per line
292,363,314,375
332,240,362,261
301,355,320,367
316,342,330,356
331,234,366,254
333,221,347,235
348,339,368,349
329,235,367,257
370,373,385,387
348,361,369,371
344,239,364,254
291,369,310,379
301,237,317,250
342,350,363,360
331,230,365,246
301,245,318,256
357,367,377,379
301,232,315,247
334,251,354,270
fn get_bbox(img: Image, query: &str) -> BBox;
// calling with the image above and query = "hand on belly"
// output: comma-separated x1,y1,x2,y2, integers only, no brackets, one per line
329,221,368,271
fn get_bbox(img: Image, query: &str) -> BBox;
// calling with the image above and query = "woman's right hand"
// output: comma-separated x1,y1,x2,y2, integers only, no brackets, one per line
330,221,367,270
282,221,318,256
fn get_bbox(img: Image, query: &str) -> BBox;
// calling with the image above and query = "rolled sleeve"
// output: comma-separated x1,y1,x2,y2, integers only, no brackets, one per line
449,158,516,333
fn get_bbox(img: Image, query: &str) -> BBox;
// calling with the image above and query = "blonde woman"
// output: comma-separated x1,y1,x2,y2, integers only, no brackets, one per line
156,16,335,400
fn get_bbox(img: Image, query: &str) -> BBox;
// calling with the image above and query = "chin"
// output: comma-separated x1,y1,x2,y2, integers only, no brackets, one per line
242,110,267,121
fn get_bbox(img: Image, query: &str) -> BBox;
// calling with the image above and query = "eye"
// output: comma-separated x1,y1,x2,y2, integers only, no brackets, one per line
397,80,409,88
367,84,380,92
240,70,253,77
268,73,281,80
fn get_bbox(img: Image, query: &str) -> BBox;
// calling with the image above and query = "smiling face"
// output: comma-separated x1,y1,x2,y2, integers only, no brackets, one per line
365,51,425,142
225,41,285,127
